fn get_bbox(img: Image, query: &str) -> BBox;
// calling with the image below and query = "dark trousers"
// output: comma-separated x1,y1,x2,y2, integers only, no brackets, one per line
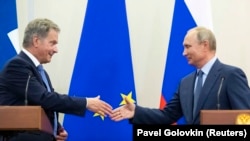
1,131,55,141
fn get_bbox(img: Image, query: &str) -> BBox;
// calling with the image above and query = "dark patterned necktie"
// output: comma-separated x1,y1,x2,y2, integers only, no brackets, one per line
193,70,203,117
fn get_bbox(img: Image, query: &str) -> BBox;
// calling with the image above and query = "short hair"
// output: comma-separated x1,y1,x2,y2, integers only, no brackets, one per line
22,18,60,48
189,26,216,51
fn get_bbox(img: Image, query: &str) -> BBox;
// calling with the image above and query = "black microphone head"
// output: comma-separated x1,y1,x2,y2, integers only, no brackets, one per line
28,71,32,76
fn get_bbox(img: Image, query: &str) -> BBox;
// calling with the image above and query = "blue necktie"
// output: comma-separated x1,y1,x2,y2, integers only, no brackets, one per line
37,65,57,137
193,70,203,117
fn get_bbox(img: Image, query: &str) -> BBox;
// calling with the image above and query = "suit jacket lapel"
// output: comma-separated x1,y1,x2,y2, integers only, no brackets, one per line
181,71,196,123
193,59,222,120
18,51,44,85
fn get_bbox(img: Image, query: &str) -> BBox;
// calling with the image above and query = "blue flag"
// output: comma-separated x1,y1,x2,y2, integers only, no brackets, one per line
63,0,136,140
0,0,19,70
160,0,212,124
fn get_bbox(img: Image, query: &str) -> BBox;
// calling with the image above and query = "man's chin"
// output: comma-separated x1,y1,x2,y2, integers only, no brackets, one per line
187,61,195,67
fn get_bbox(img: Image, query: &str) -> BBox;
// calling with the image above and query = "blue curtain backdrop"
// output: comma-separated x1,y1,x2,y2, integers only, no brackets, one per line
63,0,136,140
0,0,18,70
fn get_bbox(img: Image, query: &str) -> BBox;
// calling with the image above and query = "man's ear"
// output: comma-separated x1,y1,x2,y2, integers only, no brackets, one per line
32,35,40,48
202,40,210,50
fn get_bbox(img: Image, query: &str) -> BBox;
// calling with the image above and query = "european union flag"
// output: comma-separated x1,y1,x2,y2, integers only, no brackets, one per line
0,0,19,70
63,0,136,140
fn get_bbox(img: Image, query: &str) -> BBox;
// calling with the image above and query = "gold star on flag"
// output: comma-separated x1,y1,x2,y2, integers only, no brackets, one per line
93,113,105,121
120,91,136,105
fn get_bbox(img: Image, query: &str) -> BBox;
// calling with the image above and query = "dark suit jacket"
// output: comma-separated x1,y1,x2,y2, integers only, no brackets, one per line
131,59,250,124
0,51,87,139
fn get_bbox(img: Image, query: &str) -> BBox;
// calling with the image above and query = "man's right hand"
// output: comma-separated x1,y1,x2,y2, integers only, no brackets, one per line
86,95,113,117
110,97,136,121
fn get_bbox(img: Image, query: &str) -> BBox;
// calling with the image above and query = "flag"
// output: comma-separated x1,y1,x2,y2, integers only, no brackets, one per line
160,0,213,124
63,0,136,140
0,0,20,70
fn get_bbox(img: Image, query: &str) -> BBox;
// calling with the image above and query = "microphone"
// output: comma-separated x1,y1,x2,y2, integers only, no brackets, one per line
25,72,32,106
217,77,225,110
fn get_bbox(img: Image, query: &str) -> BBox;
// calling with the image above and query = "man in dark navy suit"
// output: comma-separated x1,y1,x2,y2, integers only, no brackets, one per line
111,26,250,125
0,18,113,141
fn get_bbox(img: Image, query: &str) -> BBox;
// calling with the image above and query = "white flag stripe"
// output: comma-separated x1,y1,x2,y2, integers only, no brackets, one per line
8,29,20,54
185,0,213,29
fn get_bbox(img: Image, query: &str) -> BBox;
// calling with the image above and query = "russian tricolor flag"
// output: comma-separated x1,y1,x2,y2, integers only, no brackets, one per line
160,0,213,124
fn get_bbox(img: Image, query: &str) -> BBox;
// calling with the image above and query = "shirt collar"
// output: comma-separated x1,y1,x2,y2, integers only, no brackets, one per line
199,56,217,75
22,48,40,67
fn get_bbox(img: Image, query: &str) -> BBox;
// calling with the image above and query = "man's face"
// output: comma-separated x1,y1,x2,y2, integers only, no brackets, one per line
36,29,58,64
182,31,205,68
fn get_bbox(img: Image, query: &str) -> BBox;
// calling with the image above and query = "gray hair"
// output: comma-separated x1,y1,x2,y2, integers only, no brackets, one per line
22,18,60,48
190,26,216,51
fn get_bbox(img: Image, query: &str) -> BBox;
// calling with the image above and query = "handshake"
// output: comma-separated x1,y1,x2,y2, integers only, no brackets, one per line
86,96,135,121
